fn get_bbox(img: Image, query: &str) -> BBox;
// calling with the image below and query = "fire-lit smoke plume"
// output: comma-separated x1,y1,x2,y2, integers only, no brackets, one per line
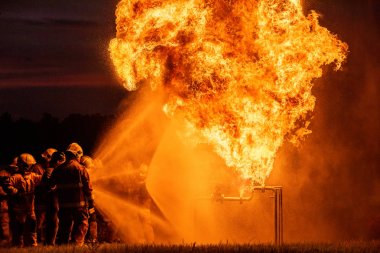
109,0,348,185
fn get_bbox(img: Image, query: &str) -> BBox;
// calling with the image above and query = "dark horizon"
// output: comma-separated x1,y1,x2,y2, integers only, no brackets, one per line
0,0,120,88
0,85,127,120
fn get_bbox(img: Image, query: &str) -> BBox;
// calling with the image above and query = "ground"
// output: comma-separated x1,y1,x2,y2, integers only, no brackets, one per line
1,242,380,253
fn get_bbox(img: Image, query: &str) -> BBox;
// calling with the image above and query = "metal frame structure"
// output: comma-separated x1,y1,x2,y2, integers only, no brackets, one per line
197,186,283,245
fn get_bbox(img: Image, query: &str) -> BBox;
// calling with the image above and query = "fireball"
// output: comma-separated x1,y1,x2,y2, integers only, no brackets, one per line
109,0,348,185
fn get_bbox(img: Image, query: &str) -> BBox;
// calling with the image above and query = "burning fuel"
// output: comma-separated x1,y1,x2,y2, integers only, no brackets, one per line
109,0,348,185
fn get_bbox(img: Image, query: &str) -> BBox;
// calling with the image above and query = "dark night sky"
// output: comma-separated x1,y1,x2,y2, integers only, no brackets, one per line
0,0,119,87
0,0,125,119
0,0,379,119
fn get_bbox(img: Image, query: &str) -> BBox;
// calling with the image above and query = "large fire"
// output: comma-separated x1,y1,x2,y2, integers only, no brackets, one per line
109,0,348,185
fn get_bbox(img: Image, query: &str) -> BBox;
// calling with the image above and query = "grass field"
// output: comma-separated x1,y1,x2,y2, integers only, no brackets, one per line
1,241,380,253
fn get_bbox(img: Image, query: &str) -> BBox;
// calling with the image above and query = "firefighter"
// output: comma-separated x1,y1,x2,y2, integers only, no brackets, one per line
32,148,57,244
0,164,12,247
43,151,65,245
134,164,154,243
32,148,57,175
5,153,42,247
81,155,98,243
2,156,18,247
50,143,94,246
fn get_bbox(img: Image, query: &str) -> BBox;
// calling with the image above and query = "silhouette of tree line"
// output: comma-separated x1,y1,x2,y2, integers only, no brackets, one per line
0,112,116,165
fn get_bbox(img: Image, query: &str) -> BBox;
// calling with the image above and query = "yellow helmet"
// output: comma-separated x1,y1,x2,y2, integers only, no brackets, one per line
66,142,83,160
17,153,36,171
41,148,57,162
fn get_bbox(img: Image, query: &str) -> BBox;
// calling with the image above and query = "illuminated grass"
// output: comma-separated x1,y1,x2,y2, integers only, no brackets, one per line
1,242,380,253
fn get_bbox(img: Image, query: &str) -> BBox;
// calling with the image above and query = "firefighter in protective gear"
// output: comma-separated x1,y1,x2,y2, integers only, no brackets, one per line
41,148,57,162
81,155,98,243
50,143,94,246
43,151,65,245
0,158,19,247
67,142,84,160
33,148,57,175
81,156,95,171
134,164,154,243
32,148,57,244
0,164,12,247
5,153,42,247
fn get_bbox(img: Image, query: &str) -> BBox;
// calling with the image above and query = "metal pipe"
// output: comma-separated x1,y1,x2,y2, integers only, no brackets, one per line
274,188,279,244
278,187,283,244
196,185,283,245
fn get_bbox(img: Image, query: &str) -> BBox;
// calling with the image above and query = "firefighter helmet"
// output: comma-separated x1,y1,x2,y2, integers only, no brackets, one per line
41,148,57,161
81,155,95,170
66,142,83,160
51,151,66,165
17,153,36,172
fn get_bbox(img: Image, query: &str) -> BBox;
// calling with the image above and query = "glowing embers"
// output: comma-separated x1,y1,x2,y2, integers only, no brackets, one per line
109,0,348,185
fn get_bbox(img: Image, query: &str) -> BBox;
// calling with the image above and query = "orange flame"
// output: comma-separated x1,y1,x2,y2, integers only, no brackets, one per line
109,0,348,185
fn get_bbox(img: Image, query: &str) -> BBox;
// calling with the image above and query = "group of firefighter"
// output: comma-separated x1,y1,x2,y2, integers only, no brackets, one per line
0,143,99,247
